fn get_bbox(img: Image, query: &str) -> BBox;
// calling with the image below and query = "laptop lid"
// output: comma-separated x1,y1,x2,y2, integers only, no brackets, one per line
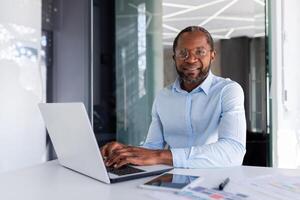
39,103,172,184
39,103,111,183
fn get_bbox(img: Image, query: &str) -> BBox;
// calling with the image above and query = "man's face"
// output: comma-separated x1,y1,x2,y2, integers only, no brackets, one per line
174,31,216,84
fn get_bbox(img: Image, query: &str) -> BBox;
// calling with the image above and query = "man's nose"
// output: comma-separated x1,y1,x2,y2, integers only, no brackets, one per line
184,52,198,63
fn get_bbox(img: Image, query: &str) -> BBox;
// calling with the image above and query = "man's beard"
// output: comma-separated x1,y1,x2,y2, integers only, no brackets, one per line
176,60,211,85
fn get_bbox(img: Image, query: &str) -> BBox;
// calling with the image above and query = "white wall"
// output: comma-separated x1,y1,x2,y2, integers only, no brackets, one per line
271,0,300,168
0,0,46,172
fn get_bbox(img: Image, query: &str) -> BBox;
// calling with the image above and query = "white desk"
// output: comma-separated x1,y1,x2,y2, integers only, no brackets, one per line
0,160,299,200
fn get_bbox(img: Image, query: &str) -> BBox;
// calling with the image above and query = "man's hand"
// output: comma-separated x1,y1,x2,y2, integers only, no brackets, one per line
100,141,127,160
101,142,173,168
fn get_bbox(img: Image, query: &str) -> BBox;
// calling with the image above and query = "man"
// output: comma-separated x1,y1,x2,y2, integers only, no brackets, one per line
101,26,246,169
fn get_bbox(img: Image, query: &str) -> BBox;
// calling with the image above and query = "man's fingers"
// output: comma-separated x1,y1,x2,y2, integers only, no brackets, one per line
100,144,109,158
114,157,132,168
111,146,134,155
106,150,134,166
114,156,147,168
106,149,148,167
102,145,160,167
100,141,125,158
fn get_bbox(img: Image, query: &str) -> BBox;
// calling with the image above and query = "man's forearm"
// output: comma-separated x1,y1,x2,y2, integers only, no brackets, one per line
171,139,245,168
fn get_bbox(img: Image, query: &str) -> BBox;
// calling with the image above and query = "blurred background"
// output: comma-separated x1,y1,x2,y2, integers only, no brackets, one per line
1,0,300,172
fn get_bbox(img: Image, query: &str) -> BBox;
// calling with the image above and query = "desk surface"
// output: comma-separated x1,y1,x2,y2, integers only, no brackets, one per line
0,160,299,200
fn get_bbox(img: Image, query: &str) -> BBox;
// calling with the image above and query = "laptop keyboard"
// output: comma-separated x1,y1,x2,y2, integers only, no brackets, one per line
106,165,145,176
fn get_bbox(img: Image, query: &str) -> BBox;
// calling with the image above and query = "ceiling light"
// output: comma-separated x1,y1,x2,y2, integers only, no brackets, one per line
199,0,239,26
164,16,254,22
163,0,228,19
162,3,193,9
225,28,235,38
163,24,180,32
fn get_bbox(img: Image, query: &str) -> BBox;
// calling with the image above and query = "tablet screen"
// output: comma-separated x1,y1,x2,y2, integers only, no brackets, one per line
143,173,199,190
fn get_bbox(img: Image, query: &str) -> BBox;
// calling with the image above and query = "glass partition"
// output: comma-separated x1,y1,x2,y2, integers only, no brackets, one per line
115,0,163,145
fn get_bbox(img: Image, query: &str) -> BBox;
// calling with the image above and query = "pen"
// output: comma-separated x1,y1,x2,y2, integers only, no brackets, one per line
218,177,230,190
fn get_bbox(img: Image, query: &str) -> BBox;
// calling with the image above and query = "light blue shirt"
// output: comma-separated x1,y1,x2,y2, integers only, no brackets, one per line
143,71,246,168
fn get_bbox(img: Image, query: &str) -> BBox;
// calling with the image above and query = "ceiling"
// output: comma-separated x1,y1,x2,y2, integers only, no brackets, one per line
162,0,266,46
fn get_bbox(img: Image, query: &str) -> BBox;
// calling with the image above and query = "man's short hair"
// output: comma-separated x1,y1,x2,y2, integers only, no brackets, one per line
172,26,214,54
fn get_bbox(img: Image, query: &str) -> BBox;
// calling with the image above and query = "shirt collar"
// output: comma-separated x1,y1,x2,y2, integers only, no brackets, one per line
172,71,214,95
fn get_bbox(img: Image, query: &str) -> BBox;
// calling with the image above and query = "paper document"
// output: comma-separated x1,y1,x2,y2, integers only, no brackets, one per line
238,174,300,200
145,174,300,200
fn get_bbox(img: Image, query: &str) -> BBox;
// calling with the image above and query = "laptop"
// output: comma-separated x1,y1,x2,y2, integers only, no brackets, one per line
38,103,172,184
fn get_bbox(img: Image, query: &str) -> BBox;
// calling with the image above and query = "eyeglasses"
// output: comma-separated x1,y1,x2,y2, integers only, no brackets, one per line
175,48,212,60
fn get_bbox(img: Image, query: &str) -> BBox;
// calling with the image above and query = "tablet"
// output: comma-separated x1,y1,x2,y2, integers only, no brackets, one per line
140,173,200,192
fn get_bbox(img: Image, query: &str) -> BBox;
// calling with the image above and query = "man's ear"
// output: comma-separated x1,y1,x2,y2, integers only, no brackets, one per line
172,55,178,66
210,50,216,61
172,55,176,61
